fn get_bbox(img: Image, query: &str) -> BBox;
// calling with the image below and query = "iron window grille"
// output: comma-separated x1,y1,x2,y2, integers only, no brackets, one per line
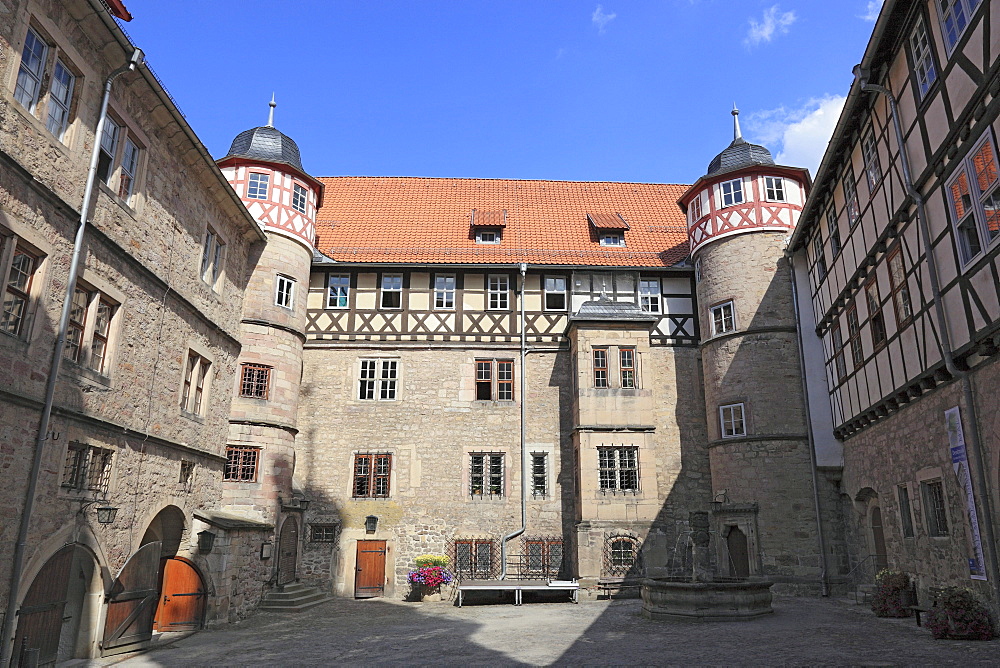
598,446,639,492
865,277,887,347
311,524,340,542
898,484,915,539
450,538,498,580
470,453,504,497
247,172,270,199
720,403,746,438
603,534,642,578
710,301,735,335
292,183,308,214
275,274,295,309
720,178,744,207
327,274,350,308
359,358,398,400
764,176,785,202
619,348,636,389
62,442,113,495
488,274,509,310
909,15,937,97
523,537,563,578
240,363,271,400
380,273,403,309
1,242,39,337
638,278,660,313
353,453,392,498
224,445,259,482
921,479,949,537
593,348,608,388
544,276,567,311
476,359,513,401
434,274,456,309
531,453,548,498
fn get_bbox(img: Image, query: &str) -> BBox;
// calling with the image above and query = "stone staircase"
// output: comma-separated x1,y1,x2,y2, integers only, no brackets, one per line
259,582,331,613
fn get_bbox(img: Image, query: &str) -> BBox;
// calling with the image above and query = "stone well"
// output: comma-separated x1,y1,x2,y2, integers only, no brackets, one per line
640,577,775,621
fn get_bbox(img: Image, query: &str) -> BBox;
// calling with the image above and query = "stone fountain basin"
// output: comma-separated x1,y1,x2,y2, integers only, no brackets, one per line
641,577,775,621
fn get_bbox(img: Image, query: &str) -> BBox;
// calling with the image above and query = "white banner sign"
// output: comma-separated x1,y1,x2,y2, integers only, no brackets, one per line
945,406,987,581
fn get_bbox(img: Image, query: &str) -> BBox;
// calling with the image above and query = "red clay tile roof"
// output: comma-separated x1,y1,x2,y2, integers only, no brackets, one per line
587,212,630,230
314,177,691,268
471,209,507,227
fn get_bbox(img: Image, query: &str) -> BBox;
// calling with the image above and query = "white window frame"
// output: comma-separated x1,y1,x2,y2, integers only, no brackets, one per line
14,28,47,112
45,59,75,140
247,172,270,200
291,183,308,214
710,300,735,335
327,273,350,309
720,178,744,207
909,15,938,98
719,403,746,438
862,129,882,191
937,0,981,53
843,168,860,226
599,233,625,247
380,273,403,309
619,347,636,389
434,273,456,310
275,274,295,309
200,226,226,289
476,228,501,244
946,131,1000,266
488,274,509,310
358,358,398,401
763,176,786,202
95,114,143,205
544,275,567,311
689,194,703,221
638,278,661,313
180,351,211,416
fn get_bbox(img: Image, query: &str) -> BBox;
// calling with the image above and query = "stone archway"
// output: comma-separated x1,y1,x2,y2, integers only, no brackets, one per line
141,505,187,557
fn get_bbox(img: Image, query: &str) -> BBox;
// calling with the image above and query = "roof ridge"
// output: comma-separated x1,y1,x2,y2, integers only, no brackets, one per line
315,175,691,187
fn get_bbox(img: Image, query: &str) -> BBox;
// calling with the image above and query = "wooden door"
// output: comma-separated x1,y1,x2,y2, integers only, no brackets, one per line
354,540,386,598
101,541,162,656
12,545,74,667
154,558,205,632
871,506,888,571
726,526,750,578
277,517,299,586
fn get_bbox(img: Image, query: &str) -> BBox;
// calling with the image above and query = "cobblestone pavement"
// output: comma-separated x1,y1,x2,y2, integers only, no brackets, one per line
88,594,1000,666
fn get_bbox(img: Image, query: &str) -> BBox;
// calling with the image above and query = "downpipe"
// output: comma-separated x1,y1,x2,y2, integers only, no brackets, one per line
856,67,1000,604
0,48,143,666
500,263,529,579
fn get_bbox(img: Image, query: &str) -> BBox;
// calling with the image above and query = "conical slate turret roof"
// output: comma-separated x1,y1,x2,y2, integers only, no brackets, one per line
221,96,305,173
705,106,775,177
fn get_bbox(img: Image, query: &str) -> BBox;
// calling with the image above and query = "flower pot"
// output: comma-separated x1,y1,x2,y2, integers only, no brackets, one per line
420,585,442,602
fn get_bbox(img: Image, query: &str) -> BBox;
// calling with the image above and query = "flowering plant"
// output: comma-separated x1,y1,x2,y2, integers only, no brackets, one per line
408,565,453,587
871,569,911,618
926,588,995,640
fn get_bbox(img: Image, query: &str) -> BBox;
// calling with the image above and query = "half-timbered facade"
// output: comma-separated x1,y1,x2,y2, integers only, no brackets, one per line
790,0,1000,605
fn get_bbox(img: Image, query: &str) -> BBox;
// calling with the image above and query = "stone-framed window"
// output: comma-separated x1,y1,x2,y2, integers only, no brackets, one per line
524,537,562,576
200,226,226,290
593,347,608,388
452,538,496,579
247,172,270,200
96,114,144,206
311,524,340,542
275,274,295,309
0,237,42,338
598,446,639,492
531,453,548,498
476,359,513,401
719,403,746,438
180,351,211,416
292,183,308,214
434,273,456,309
62,442,113,495
619,348,636,389
353,453,392,498
327,273,350,309
239,363,271,400
720,178,744,207
14,25,81,143
909,14,937,98
179,460,195,492
898,484,915,539
487,274,509,310
544,275,567,311
764,176,785,202
224,445,259,482
638,278,660,313
470,453,504,497
359,358,398,401
921,478,949,536
710,300,735,335
603,534,641,577
380,273,403,309
63,282,118,375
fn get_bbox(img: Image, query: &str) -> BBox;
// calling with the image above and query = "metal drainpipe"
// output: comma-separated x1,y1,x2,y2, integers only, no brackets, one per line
856,68,1000,602
787,254,830,596
0,48,144,666
500,263,529,579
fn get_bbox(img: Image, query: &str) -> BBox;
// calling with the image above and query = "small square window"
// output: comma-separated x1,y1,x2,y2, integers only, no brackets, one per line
598,446,639,492
327,274,350,308
764,177,785,202
239,363,271,400
599,233,624,247
247,172,270,200
719,403,746,438
353,453,392,497
544,276,567,311
380,274,402,309
62,442,113,495
311,524,340,542
470,453,504,497
720,179,744,207
476,359,513,401
359,358,398,401
476,228,501,244
224,445,259,482
710,301,735,335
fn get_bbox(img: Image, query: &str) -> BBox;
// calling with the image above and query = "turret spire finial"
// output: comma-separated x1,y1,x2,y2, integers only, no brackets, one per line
267,93,276,128
732,103,742,141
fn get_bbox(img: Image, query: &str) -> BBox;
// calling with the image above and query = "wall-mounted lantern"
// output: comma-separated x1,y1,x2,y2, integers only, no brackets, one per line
260,540,273,560
198,530,216,553
95,505,119,524
365,515,378,534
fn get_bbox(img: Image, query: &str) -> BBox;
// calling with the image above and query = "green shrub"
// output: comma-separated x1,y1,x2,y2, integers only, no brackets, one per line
871,569,911,618
415,554,450,568
926,588,995,640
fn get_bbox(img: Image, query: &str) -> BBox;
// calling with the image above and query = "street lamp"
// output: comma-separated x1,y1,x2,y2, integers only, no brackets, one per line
365,515,378,534
198,530,216,553
95,505,118,524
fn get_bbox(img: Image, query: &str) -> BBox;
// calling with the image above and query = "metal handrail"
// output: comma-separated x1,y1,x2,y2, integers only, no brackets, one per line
846,554,879,604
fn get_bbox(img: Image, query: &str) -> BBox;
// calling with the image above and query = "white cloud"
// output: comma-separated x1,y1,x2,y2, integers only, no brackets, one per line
592,4,616,34
860,0,883,22
743,5,796,48
744,96,847,177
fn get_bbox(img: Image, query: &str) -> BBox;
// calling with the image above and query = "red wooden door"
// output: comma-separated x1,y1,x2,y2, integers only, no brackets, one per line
101,541,162,656
12,545,74,667
354,540,386,598
154,558,205,632
277,517,299,586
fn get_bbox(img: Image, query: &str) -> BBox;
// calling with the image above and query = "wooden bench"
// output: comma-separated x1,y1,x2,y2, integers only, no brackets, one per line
597,577,642,598
908,586,946,627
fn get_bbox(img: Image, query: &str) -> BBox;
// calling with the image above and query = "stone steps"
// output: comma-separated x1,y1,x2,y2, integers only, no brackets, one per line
259,582,331,612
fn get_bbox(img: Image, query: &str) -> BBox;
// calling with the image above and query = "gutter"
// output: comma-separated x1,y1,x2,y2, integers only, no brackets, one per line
500,263,529,579
1,48,144,667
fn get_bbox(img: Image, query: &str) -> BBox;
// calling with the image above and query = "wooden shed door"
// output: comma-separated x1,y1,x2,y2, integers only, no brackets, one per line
354,541,386,598
101,541,162,656
871,506,888,571
277,518,299,586
12,545,74,667
154,558,205,632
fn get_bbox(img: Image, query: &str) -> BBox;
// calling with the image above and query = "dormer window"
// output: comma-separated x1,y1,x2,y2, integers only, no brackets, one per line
471,209,506,244
600,233,625,246
476,228,501,244
588,213,629,247
720,179,744,207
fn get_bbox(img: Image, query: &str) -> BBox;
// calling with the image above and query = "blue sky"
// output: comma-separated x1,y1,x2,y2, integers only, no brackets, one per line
120,1,883,184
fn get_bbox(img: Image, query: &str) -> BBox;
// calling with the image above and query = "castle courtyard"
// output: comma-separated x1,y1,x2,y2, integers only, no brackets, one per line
87,596,999,667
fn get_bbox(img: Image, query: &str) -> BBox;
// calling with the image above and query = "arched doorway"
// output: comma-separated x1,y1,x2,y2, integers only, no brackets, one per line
154,558,206,632
870,506,888,571
725,526,750,578
277,516,299,586
141,505,186,557
13,544,101,666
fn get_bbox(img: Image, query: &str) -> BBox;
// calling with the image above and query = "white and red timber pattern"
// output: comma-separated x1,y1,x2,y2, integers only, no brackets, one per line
222,161,318,249
685,169,807,256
